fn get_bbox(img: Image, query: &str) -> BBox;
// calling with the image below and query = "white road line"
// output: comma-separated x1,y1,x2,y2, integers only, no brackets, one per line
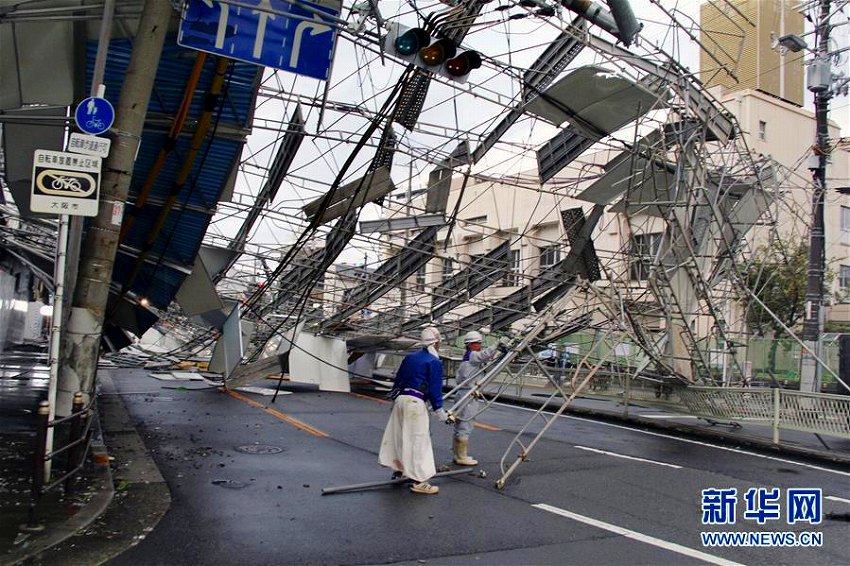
533,503,743,566
826,495,850,504
496,401,850,478
573,445,683,469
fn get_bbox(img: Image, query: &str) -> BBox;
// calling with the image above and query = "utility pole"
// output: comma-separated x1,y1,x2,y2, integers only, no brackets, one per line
800,0,832,393
56,0,172,415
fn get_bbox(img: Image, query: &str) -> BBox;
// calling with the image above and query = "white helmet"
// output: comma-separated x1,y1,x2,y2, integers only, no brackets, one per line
463,330,483,344
420,326,442,346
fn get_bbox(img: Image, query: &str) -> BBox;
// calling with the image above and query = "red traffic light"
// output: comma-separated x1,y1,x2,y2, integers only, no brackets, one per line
419,38,457,66
445,50,482,77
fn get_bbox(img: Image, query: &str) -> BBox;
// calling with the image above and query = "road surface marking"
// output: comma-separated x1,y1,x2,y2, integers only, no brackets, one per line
349,392,390,404
498,402,850,478
533,503,743,566
826,495,850,504
573,445,682,469
227,390,328,437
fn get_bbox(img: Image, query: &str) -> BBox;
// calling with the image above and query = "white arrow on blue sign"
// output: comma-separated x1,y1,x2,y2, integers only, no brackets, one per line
75,97,115,136
177,0,341,81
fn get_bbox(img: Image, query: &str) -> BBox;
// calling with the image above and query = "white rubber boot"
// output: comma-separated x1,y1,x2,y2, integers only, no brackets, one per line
453,437,478,466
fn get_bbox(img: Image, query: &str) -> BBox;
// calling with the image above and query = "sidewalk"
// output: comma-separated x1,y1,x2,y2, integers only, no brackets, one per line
3,364,849,565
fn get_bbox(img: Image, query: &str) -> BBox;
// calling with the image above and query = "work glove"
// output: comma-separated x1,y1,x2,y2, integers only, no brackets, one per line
433,408,449,423
497,335,512,354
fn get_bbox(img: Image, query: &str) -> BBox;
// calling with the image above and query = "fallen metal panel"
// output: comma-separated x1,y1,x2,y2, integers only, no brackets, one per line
585,33,736,144
0,18,76,110
176,255,225,317
289,333,350,392
359,214,445,233
2,107,66,218
425,164,453,214
302,166,394,224
209,306,248,378
525,66,662,136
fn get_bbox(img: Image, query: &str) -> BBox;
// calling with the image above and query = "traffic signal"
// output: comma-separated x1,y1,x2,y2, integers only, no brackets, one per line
446,51,482,77
394,27,430,56
385,22,481,82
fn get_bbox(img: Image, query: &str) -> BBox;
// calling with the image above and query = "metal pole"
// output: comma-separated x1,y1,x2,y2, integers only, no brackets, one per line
45,214,69,480
321,468,473,495
801,0,831,393
772,386,781,445
26,400,50,530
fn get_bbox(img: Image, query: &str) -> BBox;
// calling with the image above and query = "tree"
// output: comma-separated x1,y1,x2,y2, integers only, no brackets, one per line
740,239,831,374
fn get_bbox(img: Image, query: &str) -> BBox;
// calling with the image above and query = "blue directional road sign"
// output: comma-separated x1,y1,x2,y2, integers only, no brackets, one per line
178,0,341,81
75,97,115,135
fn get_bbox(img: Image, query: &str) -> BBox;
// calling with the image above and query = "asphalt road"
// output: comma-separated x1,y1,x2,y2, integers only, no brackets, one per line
101,369,849,565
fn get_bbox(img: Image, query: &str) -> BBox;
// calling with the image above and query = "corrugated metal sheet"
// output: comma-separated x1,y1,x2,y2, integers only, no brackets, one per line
86,36,259,334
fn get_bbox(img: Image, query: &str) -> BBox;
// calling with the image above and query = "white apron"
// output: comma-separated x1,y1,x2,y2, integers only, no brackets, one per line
378,395,436,482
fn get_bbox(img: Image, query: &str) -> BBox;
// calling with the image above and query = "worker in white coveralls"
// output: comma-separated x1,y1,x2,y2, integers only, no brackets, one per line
379,326,449,495
452,330,509,466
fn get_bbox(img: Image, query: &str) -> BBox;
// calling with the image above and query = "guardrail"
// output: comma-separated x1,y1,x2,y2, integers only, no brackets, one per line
26,392,96,529
441,358,850,443
677,386,850,442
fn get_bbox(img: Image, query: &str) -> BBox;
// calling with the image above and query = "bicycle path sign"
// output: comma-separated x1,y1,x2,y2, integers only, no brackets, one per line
75,96,114,135
31,150,101,216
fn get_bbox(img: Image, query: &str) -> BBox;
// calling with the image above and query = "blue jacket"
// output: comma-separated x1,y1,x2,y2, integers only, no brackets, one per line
393,348,444,410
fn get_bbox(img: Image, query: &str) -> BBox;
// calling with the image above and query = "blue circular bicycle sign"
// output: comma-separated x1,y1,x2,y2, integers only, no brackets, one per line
75,97,115,135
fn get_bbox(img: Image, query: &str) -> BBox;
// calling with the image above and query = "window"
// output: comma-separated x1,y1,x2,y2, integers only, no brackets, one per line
501,249,521,287
842,206,850,232
630,232,662,281
758,120,766,141
415,264,427,292
442,258,454,283
841,265,850,289
539,245,561,270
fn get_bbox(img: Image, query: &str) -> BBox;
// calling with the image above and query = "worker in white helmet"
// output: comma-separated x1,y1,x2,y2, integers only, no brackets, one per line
452,330,510,466
378,326,448,495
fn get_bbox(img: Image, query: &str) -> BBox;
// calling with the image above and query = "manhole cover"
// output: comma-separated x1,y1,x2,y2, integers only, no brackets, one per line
234,444,283,455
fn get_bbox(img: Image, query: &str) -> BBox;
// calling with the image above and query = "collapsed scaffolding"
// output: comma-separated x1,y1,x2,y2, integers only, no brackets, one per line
93,1,850,482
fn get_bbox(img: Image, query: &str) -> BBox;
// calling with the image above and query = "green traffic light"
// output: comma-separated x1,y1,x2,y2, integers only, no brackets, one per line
395,29,429,56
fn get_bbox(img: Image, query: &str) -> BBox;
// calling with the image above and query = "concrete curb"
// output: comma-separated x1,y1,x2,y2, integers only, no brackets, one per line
7,371,171,565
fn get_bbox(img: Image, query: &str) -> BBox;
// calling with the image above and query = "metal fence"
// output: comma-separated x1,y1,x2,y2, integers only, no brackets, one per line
26,392,96,528
678,386,850,442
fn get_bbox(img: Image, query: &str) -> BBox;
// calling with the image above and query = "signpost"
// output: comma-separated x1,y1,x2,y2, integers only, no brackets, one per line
31,150,101,217
177,0,341,80
74,96,115,135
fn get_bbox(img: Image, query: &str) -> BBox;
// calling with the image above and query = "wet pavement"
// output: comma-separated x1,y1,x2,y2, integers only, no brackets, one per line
2,357,850,565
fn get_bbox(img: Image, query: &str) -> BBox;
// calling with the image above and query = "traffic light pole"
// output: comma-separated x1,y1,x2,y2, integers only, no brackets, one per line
800,0,831,393
56,0,171,415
